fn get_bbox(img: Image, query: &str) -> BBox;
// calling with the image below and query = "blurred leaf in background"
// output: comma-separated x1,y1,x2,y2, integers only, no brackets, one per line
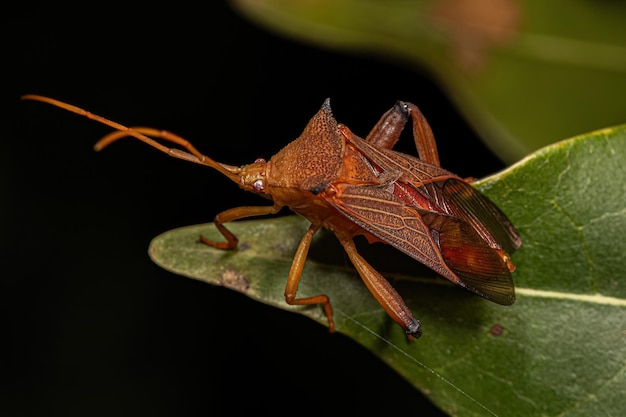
230,0,626,165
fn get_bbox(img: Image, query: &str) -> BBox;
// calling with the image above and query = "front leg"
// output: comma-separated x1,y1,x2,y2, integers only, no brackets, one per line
365,101,440,167
198,205,282,249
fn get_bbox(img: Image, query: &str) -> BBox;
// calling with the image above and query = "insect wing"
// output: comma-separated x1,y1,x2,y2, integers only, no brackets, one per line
326,183,457,282
437,178,521,253
327,183,515,304
418,210,515,305
335,136,517,304
347,136,521,253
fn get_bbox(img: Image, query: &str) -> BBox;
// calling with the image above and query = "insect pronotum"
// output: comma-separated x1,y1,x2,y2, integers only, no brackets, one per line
22,94,521,338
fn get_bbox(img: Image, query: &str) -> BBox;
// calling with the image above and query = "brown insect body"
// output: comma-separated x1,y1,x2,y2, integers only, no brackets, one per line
22,95,521,339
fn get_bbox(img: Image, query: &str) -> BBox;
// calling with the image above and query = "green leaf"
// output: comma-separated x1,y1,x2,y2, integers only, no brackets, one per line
229,0,626,165
149,125,626,417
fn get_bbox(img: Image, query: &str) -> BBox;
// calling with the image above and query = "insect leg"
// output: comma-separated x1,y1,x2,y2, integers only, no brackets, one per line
405,102,440,167
339,237,422,338
365,101,440,167
198,205,282,249
365,102,409,150
283,223,335,332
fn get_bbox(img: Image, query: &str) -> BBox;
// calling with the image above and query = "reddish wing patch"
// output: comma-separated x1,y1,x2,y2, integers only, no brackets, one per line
419,210,515,305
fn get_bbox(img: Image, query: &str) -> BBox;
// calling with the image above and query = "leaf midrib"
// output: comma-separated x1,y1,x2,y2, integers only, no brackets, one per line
515,287,626,306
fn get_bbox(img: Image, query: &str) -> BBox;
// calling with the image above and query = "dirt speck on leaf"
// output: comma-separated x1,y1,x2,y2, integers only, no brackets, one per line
489,323,505,336
220,269,250,293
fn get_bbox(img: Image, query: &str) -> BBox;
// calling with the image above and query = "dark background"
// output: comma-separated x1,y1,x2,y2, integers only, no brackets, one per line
3,3,506,416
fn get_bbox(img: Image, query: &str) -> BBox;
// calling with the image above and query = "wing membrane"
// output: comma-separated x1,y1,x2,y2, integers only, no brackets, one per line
418,210,515,305
439,178,521,253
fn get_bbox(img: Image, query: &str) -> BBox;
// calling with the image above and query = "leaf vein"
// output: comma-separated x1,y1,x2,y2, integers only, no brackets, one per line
515,288,626,306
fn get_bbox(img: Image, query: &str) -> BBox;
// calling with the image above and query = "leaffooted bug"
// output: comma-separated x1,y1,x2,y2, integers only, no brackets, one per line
22,94,521,338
